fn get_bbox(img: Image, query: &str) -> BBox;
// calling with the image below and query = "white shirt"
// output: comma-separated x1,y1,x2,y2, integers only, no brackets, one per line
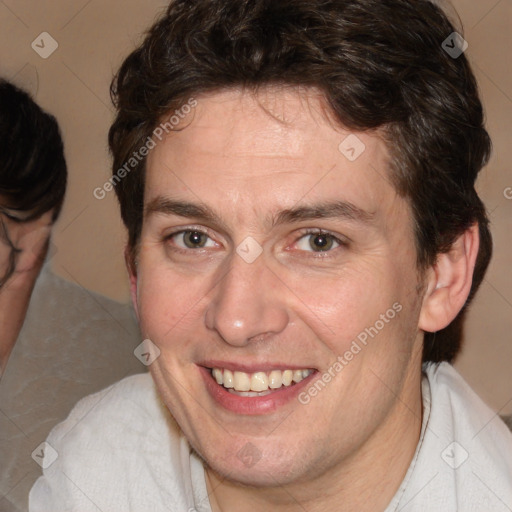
29,363,512,512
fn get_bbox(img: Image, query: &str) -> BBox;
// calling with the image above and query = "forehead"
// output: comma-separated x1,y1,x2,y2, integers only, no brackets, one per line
144,87,402,223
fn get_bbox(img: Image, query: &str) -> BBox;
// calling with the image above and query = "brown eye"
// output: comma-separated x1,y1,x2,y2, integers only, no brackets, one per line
309,233,334,252
295,231,342,253
166,229,217,252
183,231,209,248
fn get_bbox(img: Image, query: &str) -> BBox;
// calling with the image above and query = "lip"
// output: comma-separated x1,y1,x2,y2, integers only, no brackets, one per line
199,360,316,373
199,365,317,415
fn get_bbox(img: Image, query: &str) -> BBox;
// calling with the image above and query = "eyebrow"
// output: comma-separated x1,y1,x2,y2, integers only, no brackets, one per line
145,196,375,228
273,201,375,226
145,197,224,225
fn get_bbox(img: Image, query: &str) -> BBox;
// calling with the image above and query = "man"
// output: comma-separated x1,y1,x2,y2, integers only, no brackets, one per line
0,80,142,512
0,79,67,376
30,0,512,511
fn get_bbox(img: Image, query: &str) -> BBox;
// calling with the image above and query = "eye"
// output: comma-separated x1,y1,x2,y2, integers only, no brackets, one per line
295,231,342,252
0,209,21,222
169,230,216,249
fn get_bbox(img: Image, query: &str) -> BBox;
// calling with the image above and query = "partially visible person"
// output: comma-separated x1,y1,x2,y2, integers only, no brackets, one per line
0,80,143,512
0,79,66,376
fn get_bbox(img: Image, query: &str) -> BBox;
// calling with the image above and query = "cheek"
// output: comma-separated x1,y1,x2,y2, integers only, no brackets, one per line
287,263,401,347
136,263,207,342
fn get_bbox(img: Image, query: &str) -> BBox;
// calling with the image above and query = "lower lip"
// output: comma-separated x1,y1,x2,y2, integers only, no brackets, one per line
199,366,316,415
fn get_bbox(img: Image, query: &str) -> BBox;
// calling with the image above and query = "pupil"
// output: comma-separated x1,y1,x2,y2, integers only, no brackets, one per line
186,231,205,248
311,234,332,251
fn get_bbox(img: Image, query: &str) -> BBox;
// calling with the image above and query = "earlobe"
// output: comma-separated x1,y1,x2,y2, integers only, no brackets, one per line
125,246,140,321
418,224,480,333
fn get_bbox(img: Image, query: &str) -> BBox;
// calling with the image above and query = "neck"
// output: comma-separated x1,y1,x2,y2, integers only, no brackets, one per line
206,360,424,512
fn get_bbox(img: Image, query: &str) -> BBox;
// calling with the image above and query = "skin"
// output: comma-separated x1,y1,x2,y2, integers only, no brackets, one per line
129,86,479,511
0,208,53,375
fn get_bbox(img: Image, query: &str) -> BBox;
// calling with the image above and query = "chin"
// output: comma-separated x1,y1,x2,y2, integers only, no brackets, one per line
201,439,317,488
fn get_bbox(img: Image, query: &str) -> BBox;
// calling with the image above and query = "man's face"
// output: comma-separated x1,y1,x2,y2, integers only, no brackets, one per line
0,207,53,285
135,88,425,486
0,206,53,371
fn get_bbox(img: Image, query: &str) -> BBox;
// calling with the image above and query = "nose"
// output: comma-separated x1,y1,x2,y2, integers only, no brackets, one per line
204,251,289,347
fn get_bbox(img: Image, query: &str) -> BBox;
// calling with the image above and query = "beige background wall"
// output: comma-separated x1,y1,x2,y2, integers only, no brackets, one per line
0,0,510,413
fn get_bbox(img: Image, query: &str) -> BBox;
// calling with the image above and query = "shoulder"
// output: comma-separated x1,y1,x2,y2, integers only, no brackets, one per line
416,362,512,509
425,362,512,446
29,374,195,512
43,373,165,447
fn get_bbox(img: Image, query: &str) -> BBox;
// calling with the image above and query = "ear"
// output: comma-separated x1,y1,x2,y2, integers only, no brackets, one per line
418,223,480,333
125,245,139,321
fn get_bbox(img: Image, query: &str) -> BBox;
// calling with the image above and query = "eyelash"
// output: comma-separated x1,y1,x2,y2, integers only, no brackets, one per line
295,228,347,255
163,227,347,257
163,226,217,254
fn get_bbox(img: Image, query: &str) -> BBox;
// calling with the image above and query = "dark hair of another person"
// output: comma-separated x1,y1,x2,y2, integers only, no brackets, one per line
108,0,493,364
0,79,67,222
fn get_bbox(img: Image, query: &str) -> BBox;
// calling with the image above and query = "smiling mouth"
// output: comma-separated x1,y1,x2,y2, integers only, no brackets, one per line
209,367,315,397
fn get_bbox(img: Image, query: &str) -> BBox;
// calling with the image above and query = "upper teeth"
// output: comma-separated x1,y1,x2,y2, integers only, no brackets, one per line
211,368,313,392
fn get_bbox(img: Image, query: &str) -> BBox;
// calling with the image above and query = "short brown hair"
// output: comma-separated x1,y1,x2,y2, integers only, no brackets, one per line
109,0,492,363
